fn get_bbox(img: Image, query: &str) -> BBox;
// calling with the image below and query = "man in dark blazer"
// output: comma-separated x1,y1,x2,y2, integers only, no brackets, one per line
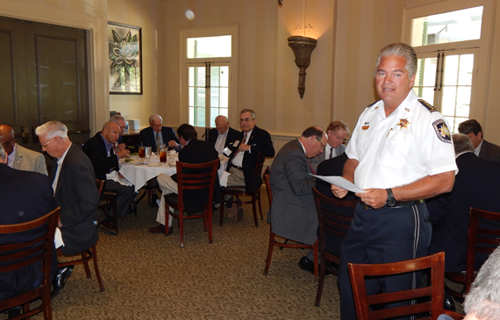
310,120,349,172
458,119,500,162
83,122,136,234
140,114,180,152
207,115,240,155
0,144,57,302
427,133,500,272
36,121,100,256
149,124,219,234
225,109,275,218
269,126,327,270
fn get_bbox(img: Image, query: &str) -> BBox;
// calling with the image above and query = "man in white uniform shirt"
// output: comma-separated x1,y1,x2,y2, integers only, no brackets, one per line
331,43,457,319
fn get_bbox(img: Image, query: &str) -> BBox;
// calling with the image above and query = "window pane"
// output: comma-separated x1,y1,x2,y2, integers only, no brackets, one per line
441,87,457,116
458,54,474,86
219,88,229,108
443,55,459,86
187,35,231,58
456,86,471,117
211,87,219,107
411,6,483,47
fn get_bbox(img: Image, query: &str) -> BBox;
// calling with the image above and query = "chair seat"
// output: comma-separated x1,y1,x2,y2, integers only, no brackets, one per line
164,193,179,207
221,186,246,193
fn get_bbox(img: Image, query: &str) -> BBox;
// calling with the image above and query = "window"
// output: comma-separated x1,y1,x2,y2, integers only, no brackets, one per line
404,0,493,132
181,26,238,129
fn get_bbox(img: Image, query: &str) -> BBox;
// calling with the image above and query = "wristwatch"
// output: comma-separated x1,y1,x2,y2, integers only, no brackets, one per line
386,188,396,207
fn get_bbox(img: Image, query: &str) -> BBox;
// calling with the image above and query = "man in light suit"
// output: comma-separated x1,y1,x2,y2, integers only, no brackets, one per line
140,114,180,152
269,126,327,270
458,119,500,162
0,124,47,175
225,109,275,218
427,133,500,272
207,115,240,155
0,143,57,304
36,121,99,256
148,124,219,234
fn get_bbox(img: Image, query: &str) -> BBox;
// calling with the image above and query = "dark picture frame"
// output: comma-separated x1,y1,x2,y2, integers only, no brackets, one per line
108,21,142,94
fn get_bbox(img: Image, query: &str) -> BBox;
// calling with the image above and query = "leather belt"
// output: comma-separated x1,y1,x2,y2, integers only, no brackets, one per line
232,165,243,171
360,199,425,210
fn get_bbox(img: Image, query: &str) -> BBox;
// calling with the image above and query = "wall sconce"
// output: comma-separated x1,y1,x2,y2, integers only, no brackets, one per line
288,36,317,99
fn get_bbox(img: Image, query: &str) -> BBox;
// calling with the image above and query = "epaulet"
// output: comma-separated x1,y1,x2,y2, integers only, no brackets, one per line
418,99,438,112
367,100,380,108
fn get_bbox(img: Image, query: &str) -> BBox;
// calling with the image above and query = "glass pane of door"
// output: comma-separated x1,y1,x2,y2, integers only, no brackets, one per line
188,66,206,127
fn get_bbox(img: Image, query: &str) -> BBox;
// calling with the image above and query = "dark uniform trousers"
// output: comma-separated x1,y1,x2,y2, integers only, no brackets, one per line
338,202,431,320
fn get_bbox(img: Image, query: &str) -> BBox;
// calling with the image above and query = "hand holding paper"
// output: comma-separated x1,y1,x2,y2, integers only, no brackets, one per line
311,174,366,193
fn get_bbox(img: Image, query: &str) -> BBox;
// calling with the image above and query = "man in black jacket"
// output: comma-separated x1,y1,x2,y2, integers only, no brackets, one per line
83,122,135,234
427,133,500,272
225,109,275,218
149,124,219,234
140,114,180,152
207,115,240,155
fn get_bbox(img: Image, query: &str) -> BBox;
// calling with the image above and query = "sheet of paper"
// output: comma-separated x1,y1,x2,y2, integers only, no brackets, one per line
311,174,366,193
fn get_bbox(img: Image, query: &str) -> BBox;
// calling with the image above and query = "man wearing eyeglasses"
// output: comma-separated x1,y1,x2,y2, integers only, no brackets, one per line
225,109,275,219
269,126,327,269
0,124,48,175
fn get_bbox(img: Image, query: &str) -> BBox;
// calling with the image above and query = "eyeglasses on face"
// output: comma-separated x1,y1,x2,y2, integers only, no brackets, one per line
239,118,253,123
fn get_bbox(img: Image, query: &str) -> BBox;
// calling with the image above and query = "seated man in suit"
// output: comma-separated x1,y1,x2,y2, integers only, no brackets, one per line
269,126,327,272
310,120,349,172
140,114,180,152
458,119,500,162
109,114,127,146
82,122,136,234
148,124,219,234
36,121,100,296
427,133,500,272
0,124,48,175
225,109,275,218
0,143,58,306
207,115,240,155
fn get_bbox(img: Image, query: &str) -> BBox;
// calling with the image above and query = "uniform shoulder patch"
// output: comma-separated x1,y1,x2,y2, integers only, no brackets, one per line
432,119,451,143
419,99,438,112
367,100,380,108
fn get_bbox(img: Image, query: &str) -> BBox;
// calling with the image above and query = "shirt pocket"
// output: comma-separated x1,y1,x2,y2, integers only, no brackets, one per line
376,129,413,168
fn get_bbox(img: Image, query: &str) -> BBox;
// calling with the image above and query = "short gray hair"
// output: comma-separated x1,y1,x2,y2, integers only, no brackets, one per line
149,114,163,124
0,143,6,162
240,109,256,120
375,43,417,79
35,121,68,140
110,114,125,123
464,246,500,319
452,134,474,155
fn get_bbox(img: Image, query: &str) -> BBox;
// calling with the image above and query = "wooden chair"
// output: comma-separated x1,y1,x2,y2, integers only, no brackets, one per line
0,207,60,319
164,159,219,248
220,154,265,227
95,179,119,231
348,252,463,320
312,186,357,306
56,181,107,292
262,167,319,281
445,207,500,303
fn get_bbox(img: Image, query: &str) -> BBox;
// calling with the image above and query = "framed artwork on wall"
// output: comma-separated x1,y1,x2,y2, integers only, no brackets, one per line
108,21,142,94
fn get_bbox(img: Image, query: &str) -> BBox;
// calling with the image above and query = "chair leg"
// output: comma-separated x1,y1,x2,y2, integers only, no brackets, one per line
313,240,319,281
208,210,213,244
179,215,185,248
252,194,259,227
257,189,263,220
219,196,225,226
82,250,91,278
315,251,326,306
263,228,276,275
90,246,105,292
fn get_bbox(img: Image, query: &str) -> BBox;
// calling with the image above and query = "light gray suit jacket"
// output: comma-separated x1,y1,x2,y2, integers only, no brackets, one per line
269,139,318,245
12,144,48,175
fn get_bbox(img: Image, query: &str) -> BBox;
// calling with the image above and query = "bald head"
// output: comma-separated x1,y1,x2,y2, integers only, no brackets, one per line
0,124,16,155
215,115,230,135
101,122,120,144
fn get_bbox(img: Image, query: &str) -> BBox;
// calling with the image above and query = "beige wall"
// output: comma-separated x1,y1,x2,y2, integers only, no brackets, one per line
1,0,499,144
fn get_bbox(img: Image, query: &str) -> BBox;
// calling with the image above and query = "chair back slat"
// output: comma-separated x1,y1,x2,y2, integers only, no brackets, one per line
0,207,60,318
348,252,446,320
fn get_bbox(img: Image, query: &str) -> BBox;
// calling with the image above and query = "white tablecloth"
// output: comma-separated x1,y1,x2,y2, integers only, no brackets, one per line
118,156,229,193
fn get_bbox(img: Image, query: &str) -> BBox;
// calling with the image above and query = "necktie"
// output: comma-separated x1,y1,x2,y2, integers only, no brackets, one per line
155,132,161,151
329,147,333,159
233,132,248,157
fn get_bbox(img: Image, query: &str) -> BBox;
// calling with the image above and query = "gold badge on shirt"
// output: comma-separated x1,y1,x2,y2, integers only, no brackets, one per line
397,118,411,130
